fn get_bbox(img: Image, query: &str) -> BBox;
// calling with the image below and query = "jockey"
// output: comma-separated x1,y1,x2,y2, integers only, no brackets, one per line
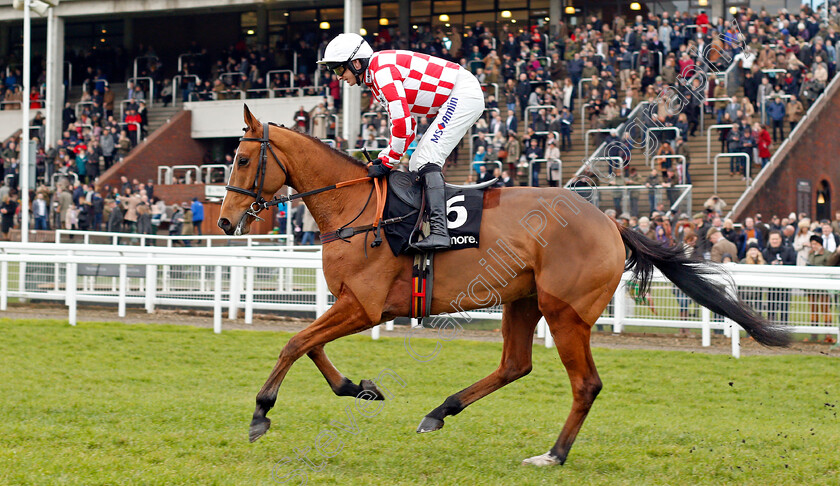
317,33,485,251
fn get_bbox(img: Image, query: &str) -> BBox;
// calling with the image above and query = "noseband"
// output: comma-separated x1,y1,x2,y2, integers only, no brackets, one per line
225,122,289,230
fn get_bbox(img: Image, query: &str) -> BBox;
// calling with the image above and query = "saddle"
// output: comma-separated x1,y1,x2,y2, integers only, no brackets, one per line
383,170,497,321
382,170,496,257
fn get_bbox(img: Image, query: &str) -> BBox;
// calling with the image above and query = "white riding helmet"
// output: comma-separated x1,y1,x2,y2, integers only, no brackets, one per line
317,33,373,83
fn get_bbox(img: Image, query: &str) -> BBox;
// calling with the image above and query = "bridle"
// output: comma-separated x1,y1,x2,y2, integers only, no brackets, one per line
225,122,288,234
223,121,387,239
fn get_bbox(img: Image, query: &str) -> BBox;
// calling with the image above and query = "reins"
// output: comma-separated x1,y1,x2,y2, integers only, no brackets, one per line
224,122,398,247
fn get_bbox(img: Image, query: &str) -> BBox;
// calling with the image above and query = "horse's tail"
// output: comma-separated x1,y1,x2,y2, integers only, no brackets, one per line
616,223,791,347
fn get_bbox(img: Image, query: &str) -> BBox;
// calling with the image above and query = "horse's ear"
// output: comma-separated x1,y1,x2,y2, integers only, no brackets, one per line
243,104,260,133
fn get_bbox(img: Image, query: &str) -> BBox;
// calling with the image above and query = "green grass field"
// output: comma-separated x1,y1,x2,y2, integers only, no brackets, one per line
1,318,838,485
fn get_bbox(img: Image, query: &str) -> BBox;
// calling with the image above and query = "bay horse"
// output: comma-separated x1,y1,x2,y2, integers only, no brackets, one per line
218,105,789,466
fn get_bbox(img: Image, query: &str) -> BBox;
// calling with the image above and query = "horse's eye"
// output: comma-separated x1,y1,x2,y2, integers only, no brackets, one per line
238,157,249,166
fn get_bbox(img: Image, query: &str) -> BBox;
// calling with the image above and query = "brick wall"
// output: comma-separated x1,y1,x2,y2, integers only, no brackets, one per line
734,79,840,221
97,110,207,191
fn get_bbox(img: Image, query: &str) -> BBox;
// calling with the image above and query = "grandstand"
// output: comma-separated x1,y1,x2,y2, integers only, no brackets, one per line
0,0,836,266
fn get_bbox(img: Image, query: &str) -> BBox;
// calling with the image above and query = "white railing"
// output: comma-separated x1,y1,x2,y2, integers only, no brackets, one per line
54,230,293,248
3,242,837,357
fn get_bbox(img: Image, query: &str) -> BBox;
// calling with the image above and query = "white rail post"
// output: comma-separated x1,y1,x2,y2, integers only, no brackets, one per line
0,260,7,311
118,264,127,317
245,265,254,325
228,265,242,320
315,269,328,317
18,262,26,303
613,285,625,334
731,321,741,359
371,325,381,340
213,265,223,333
701,306,711,347
67,262,77,326
537,316,546,338
385,320,394,331
545,320,554,348
145,263,157,313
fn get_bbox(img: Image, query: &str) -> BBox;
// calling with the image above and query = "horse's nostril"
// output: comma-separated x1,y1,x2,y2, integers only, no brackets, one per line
218,218,231,230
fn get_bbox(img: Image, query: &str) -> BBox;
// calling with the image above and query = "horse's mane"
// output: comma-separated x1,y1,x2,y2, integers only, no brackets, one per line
275,125,369,169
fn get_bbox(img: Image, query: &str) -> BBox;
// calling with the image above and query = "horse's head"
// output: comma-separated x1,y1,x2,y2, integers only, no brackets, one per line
218,105,289,235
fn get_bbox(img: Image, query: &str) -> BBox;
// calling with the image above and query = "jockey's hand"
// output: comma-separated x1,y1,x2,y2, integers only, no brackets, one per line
367,160,392,178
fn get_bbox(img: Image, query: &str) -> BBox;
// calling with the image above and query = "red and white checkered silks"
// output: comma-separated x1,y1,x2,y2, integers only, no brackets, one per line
364,50,462,167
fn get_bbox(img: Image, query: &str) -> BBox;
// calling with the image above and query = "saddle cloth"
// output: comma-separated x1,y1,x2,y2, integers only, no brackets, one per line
382,170,495,256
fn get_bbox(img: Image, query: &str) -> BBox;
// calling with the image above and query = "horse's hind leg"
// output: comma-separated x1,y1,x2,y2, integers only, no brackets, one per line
417,297,541,433
522,292,602,467
307,345,384,400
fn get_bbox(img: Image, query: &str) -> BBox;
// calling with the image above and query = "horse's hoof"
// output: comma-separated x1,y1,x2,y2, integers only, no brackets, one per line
416,416,444,433
249,416,271,443
360,379,386,400
521,451,562,466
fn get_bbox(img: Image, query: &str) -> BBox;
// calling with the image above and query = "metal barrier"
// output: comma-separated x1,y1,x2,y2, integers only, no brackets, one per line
580,102,593,134
64,61,72,90
81,78,109,95
632,50,663,73
761,94,793,125
480,82,499,100
127,76,155,107
713,152,751,193
523,105,554,134
54,230,293,248
51,172,78,188
577,77,593,108
585,129,614,159
271,87,303,97
645,127,681,165
171,74,201,107
75,100,94,118
177,52,203,72
706,123,735,166
219,72,244,86
566,101,650,187
701,97,732,132
471,160,502,177
157,166,172,185
118,122,143,145
528,158,554,187
133,55,159,80
651,155,687,182
170,165,201,185
201,164,231,184
265,69,295,88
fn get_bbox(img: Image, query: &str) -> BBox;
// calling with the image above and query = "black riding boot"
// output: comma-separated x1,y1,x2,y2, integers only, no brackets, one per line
411,166,451,251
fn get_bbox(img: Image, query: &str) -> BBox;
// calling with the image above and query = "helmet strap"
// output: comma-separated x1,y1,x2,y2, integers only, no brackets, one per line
347,58,369,85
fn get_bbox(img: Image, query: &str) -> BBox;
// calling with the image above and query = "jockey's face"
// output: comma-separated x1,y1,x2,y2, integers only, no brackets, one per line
339,60,363,86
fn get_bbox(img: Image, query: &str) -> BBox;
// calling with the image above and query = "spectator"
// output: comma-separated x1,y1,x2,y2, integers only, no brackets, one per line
806,235,832,324
766,96,786,142
763,231,796,323
707,227,737,263
792,220,813,266
821,220,839,253
185,197,203,235
106,200,123,232
301,205,317,245
32,192,48,230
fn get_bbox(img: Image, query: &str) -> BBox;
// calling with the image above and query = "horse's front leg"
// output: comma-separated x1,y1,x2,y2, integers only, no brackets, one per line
307,345,385,400
250,287,375,442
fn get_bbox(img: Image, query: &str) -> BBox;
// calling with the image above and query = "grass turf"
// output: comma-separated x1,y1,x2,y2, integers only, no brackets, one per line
0,318,838,485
